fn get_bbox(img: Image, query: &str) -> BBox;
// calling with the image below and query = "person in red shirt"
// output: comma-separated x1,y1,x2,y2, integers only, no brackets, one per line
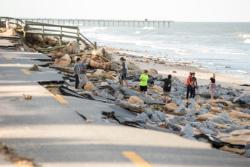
186,72,193,99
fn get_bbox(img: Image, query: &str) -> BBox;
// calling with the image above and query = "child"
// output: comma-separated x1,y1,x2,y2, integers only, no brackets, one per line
209,77,216,100
139,70,149,93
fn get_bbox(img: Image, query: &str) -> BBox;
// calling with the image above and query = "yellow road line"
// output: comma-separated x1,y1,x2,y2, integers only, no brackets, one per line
21,69,31,75
52,93,68,105
122,151,152,167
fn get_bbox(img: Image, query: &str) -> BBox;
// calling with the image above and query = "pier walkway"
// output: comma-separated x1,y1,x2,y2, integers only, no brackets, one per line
22,18,174,28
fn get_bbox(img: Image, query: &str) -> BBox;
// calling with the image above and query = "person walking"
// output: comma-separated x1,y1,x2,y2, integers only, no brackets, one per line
119,57,128,86
209,77,216,100
186,72,193,99
139,70,149,94
161,74,172,95
190,72,198,98
74,58,88,89
74,58,81,89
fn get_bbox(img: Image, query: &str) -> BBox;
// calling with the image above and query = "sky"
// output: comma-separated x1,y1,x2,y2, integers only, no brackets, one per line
1,0,250,22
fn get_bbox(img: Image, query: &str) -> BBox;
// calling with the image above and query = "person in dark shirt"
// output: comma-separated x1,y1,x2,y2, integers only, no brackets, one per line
74,58,81,89
161,74,172,94
74,58,88,89
119,57,128,86
190,72,198,98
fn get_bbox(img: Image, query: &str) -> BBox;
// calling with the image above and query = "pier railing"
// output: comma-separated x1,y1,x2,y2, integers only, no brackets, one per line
0,17,97,49
0,16,25,30
24,21,96,49
23,18,174,28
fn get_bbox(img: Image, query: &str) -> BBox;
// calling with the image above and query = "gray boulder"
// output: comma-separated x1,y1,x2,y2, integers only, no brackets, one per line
135,112,149,124
174,104,187,116
211,112,233,125
234,95,250,107
182,124,195,139
244,149,250,158
241,109,250,114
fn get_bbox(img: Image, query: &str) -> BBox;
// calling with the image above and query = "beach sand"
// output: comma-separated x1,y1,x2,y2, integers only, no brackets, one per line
105,47,250,93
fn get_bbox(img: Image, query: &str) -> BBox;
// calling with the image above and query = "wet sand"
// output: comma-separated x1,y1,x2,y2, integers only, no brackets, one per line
105,47,250,93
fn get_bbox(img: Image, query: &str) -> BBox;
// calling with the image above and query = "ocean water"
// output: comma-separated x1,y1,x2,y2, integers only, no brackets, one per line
80,22,250,83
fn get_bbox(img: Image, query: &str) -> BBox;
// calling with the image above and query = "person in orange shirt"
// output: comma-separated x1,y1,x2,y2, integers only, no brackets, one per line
186,72,193,99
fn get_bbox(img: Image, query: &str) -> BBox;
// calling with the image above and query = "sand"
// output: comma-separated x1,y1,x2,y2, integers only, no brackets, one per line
105,47,250,94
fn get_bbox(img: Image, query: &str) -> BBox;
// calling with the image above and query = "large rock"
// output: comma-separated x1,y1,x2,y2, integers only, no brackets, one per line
220,146,246,155
29,64,39,71
174,104,187,116
127,61,140,71
110,61,120,71
135,110,166,124
0,28,16,36
241,109,250,114
196,113,215,121
64,42,79,54
219,129,250,145
244,148,250,158
165,122,182,132
139,94,164,105
182,124,195,139
148,68,158,77
211,112,233,124
84,82,95,91
128,96,144,106
135,112,149,123
150,111,166,123
48,51,64,59
229,110,250,119
54,54,71,67
44,36,58,46
234,95,250,107
103,71,117,80
92,69,104,77
90,59,111,70
91,69,116,80
164,103,178,113
151,85,163,94
197,86,211,98
120,87,139,97
117,100,145,113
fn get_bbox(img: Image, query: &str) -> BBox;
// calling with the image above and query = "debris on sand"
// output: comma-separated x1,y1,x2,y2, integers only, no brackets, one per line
25,33,250,158
23,94,32,100
29,64,39,71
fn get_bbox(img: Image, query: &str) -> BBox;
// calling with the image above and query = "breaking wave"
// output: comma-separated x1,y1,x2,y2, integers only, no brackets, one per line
238,33,250,44
244,39,250,44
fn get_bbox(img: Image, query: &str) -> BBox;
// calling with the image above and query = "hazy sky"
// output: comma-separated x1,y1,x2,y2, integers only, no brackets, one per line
1,0,250,22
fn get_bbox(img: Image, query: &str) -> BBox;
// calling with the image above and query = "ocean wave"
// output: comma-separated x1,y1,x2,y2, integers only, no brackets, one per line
235,69,248,74
166,47,190,56
80,27,107,33
237,33,250,44
142,27,155,30
244,39,250,44
134,31,141,34
238,33,250,39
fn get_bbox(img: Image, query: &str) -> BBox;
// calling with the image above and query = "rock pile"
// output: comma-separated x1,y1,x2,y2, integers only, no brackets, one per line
27,34,250,158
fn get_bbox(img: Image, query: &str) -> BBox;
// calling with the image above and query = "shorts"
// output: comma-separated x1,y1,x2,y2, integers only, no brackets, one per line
120,72,127,80
140,86,147,92
163,87,171,93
